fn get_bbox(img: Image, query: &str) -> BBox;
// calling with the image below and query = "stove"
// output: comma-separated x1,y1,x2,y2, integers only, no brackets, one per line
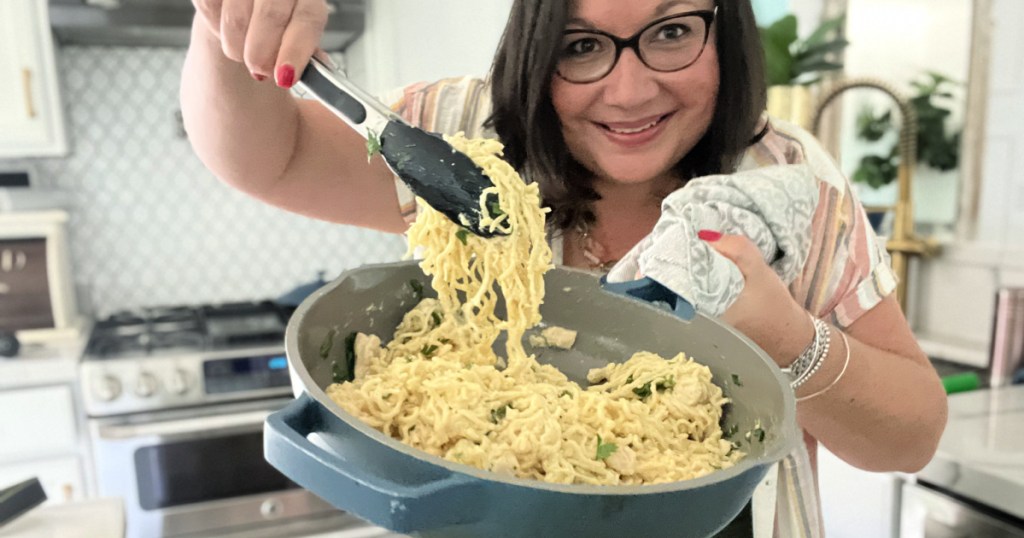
80,301,292,418
78,300,367,538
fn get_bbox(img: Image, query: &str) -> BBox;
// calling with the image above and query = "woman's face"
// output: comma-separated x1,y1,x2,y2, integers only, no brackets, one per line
550,0,719,188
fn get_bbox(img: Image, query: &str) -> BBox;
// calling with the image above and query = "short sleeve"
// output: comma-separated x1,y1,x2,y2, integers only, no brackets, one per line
792,179,898,329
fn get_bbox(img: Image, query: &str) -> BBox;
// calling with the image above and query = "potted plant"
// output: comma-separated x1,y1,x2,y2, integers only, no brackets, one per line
851,72,962,189
759,13,848,128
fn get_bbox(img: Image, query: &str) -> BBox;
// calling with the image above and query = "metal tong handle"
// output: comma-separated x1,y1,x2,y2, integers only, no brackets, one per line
294,57,397,140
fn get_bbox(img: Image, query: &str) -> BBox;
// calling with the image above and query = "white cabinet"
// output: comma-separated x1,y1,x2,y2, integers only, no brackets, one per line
0,384,85,504
0,0,68,158
818,446,902,538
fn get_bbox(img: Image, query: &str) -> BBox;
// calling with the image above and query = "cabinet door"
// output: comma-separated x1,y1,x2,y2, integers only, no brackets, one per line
0,385,78,462
0,0,68,157
0,238,55,331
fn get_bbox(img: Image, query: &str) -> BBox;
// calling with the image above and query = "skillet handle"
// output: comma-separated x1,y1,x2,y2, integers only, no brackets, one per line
264,392,485,533
600,276,696,321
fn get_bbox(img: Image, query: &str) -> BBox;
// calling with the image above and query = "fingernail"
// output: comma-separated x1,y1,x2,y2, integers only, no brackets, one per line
251,73,266,82
698,229,722,242
276,64,295,88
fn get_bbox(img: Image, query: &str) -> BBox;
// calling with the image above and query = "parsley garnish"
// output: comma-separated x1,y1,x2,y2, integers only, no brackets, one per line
747,426,766,443
723,424,739,438
421,344,439,357
431,311,443,327
366,129,382,162
439,338,451,344
490,403,513,423
656,375,676,393
595,435,618,461
559,390,573,398
732,374,743,387
319,328,337,359
626,374,634,384
632,381,653,400
331,360,345,383
486,195,504,219
455,228,470,245
409,279,424,301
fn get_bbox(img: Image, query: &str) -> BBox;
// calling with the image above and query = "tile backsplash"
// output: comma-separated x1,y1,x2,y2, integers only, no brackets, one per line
7,46,406,317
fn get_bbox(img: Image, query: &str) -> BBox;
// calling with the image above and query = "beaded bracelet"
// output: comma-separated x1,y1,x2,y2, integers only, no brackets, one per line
781,314,830,389
793,320,830,389
797,329,851,402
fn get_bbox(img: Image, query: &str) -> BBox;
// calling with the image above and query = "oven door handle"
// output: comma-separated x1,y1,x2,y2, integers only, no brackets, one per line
264,393,485,534
97,410,270,440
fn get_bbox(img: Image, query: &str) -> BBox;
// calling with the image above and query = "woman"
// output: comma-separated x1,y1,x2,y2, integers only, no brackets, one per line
182,0,947,533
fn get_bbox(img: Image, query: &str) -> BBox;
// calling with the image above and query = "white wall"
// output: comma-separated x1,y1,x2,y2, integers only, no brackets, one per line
347,0,514,96
912,0,1024,366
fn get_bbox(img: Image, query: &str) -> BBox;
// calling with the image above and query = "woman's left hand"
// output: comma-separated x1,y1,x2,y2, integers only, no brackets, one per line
699,230,814,367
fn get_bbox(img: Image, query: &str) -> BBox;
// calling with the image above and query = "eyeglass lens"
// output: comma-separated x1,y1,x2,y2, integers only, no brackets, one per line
558,13,712,83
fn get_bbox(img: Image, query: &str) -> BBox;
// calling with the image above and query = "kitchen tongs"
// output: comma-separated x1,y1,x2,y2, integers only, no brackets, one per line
297,57,506,238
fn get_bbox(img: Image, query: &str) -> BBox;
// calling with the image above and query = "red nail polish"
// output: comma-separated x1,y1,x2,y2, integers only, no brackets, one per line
276,64,295,88
698,229,722,242
252,73,266,82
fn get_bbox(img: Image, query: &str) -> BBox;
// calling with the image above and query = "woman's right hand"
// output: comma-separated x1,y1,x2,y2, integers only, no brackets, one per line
191,0,329,88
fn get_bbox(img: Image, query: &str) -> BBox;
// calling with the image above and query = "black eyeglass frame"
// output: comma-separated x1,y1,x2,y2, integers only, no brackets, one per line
556,7,718,84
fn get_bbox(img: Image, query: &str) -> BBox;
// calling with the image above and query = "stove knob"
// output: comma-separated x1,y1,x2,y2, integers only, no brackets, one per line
167,369,191,395
135,372,158,398
94,375,122,402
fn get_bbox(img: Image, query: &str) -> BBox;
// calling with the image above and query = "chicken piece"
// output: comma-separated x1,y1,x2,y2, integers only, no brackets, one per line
528,326,578,349
353,333,383,380
605,444,637,476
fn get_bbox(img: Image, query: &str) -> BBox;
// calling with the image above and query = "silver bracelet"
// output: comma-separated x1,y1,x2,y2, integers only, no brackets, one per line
797,329,851,402
793,321,830,389
781,315,830,389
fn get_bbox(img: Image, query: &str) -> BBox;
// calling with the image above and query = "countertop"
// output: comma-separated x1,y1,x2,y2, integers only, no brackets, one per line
916,384,1024,519
0,498,123,538
0,337,85,391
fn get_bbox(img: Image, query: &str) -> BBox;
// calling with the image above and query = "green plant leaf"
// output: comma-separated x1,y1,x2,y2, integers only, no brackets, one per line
799,38,850,60
764,14,799,51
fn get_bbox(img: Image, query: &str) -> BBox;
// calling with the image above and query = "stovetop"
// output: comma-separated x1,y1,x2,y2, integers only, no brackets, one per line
84,301,291,360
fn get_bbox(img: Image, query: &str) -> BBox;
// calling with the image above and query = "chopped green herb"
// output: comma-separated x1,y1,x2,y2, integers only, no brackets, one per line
656,375,676,393
747,426,766,443
731,441,743,450
331,360,345,383
731,374,743,387
421,344,439,357
409,279,424,301
490,403,513,424
344,332,357,382
319,328,337,359
632,381,653,400
626,374,634,384
559,390,573,398
486,196,504,219
439,338,451,344
431,311,443,327
409,425,416,432
723,424,740,438
382,393,391,401
595,435,618,461
366,129,382,162
455,228,470,245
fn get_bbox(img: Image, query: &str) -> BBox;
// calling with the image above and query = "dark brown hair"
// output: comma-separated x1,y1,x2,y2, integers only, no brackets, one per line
487,0,767,232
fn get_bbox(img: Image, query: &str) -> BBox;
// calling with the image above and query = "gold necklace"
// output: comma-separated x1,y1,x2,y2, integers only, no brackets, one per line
575,223,619,272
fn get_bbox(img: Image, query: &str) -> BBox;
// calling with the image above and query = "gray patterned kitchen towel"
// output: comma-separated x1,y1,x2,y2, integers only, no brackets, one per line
606,164,819,317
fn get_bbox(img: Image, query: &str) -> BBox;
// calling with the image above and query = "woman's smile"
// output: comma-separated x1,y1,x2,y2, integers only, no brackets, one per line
595,112,676,148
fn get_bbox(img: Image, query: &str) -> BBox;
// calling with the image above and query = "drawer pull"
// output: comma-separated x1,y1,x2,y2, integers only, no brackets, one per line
23,68,37,119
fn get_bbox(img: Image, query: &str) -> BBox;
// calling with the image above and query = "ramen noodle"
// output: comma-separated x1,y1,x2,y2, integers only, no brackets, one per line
325,133,741,485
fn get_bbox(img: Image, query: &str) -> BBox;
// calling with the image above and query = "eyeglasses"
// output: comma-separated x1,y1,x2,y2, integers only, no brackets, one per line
556,8,717,84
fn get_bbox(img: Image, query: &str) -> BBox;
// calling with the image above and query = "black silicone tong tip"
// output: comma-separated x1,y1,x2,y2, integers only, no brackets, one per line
380,122,508,238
